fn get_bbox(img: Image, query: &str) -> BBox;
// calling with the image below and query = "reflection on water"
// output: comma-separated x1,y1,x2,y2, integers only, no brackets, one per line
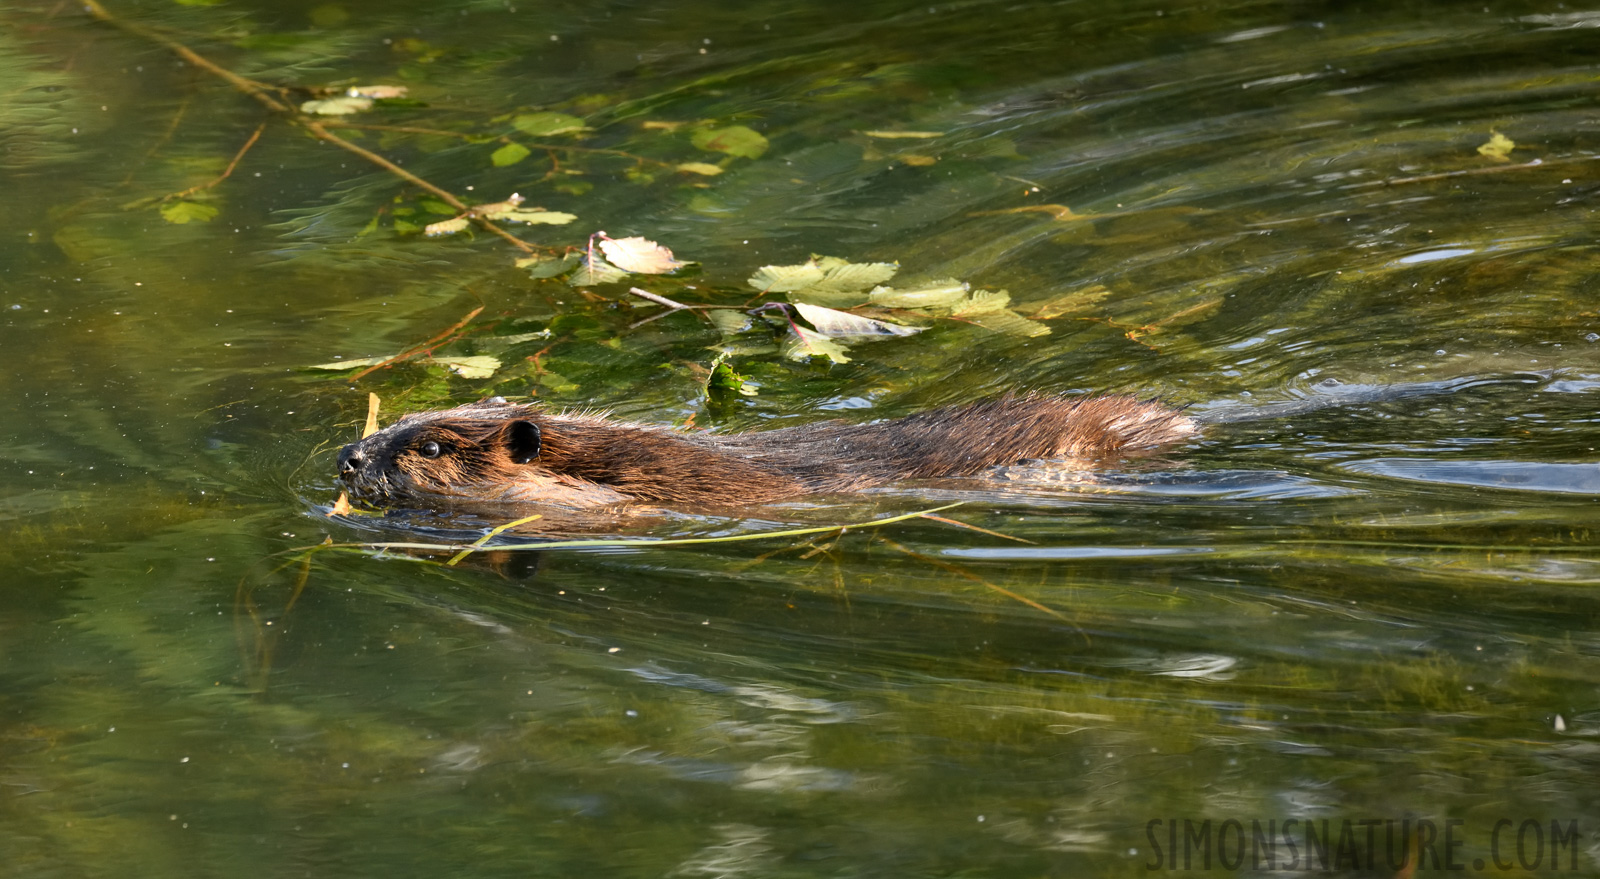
1344,459,1600,494
3,0,1599,874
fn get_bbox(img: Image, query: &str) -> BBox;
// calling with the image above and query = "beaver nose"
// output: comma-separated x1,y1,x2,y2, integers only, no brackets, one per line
337,445,365,477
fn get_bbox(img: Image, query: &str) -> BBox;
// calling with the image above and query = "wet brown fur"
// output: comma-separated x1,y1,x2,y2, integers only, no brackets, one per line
337,395,1199,510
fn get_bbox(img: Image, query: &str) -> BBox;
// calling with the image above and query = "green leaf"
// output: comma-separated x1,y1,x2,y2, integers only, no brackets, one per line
569,253,629,286
786,288,871,308
419,197,458,216
783,326,851,364
300,96,373,115
512,112,586,137
963,310,1052,338
707,309,752,335
868,280,969,309
1032,285,1111,318
706,355,758,398
159,201,218,224
1477,131,1515,161
52,226,126,262
491,209,577,225
537,371,580,392
435,356,501,379
692,125,768,159
515,251,582,279
424,217,470,237
810,257,897,292
751,257,896,300
491,142,531,167
951,289,1012,315
748,262,825,292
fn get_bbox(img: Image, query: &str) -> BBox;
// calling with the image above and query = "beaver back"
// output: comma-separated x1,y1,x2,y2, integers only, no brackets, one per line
336,395,1197,509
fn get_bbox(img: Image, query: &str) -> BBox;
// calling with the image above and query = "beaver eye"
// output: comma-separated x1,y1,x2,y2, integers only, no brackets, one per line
419,441,443,458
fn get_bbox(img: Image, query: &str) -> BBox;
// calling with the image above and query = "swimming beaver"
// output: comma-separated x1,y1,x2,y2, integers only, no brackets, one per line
336,395,1198,510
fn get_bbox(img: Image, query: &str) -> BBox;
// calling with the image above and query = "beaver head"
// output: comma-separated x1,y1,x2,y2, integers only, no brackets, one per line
339,398,573,505
336,397,803,509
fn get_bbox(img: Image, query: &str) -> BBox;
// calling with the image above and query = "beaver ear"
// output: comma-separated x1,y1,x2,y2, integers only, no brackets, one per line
505,420,541,464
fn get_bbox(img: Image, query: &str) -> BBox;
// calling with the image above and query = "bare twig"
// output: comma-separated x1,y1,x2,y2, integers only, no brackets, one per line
627,286,689,310
82,0,542,254
82,0,290,111
878,537,1080,631
349,306,485,382
119,95,191,186
1367,156,1593,188
315,502,968,554
919,513,1034,544
162,121,266,201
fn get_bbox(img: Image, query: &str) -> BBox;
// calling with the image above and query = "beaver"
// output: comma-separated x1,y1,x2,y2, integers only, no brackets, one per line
336,395,1198,510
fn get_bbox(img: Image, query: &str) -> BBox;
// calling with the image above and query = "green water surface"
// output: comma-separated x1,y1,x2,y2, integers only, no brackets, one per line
3,0,1599,875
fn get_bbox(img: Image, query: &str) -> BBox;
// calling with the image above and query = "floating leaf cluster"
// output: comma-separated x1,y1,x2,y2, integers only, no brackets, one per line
82,2,1096,391
738,256,1051,364
423,193,577,238
306,246,1071,383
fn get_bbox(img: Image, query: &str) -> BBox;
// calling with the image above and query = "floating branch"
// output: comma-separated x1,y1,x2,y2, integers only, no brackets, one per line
81,0,541,254
316,502,969,556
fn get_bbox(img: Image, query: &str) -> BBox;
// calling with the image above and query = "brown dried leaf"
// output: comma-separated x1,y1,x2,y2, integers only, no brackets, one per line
305,355,392,371
363,393,381,438
327,492,353,517
597,235,684,274
792,302,922,338
347,85,408,99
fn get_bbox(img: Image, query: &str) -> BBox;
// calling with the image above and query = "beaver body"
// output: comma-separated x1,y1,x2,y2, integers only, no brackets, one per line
336,395,1198,510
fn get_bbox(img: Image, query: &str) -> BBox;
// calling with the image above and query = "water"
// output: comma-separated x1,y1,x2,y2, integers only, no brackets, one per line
4,0,1599,875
